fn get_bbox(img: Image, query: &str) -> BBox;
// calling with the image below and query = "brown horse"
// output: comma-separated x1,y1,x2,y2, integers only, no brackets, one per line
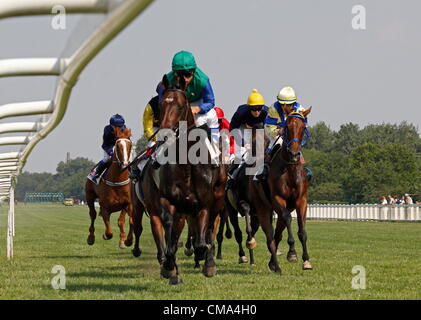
85,126,134,249
131,75,223,284
227,109,312,273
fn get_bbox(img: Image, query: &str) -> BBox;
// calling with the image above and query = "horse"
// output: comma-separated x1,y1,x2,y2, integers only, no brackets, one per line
131,75,224,284
85,126,134,249
225,123,266,265
227,109,313,273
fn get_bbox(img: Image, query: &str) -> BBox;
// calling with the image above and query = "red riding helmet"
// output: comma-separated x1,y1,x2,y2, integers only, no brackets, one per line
214,107,224,119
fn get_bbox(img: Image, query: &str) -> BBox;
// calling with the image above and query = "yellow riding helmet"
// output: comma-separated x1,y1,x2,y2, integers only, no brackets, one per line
277,86,297,104
247,89,265,106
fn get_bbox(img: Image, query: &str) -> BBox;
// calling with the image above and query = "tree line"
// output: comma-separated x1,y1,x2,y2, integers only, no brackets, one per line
304,121,421,204
14,121,421,204
15,157,95,202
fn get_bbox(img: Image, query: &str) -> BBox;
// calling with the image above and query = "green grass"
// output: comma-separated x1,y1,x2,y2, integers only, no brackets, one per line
0,203,420,300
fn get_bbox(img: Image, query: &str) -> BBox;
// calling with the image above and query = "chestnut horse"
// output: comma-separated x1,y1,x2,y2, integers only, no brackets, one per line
85,126,134,249
131,75,224,284
255,109,312,272
227,109,313,273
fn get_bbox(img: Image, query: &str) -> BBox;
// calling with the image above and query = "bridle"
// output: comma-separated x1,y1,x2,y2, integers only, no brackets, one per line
113,138,132,168
272,112,309,165
281,112,309,149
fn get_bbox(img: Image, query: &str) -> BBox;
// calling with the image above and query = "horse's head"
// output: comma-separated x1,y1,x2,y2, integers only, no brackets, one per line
113,126,132,169
282,107,312,162
159,74,194,130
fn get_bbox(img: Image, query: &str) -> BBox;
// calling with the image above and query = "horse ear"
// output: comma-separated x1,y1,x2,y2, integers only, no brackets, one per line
178,75,187,92
303,106,312,118
162,74,170,90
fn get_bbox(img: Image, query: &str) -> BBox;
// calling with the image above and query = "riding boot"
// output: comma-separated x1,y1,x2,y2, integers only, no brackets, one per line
94,160,110,182
227,163,242,189
254,153,271,181
305,167,313,182
130,166,141,184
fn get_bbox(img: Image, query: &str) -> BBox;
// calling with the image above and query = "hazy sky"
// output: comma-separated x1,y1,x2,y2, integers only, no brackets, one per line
1,0,420,173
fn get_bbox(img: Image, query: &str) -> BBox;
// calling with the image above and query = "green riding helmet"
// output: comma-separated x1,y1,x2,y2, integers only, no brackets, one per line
172,51,197,71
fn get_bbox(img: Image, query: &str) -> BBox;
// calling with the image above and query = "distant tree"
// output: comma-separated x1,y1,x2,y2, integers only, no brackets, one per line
343,143,421,203
135,135,149,155
309,182,345,203
332,123,361,154
55,157,95,199
15,157,95,201
305,121,335,152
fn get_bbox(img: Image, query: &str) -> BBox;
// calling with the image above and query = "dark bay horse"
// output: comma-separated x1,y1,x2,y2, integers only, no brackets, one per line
255,109,312,272
225,124,266,265
85,127,134,249
131,75,224,284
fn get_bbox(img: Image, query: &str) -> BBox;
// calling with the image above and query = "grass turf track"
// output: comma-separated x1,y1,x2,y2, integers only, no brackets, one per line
0,203,420,300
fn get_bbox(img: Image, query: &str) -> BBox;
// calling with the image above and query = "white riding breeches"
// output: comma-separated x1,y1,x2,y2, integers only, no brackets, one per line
195,108,220,164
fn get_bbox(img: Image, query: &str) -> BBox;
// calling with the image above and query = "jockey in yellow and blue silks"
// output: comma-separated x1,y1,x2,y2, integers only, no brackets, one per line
87,114,126,184
256,86,312,180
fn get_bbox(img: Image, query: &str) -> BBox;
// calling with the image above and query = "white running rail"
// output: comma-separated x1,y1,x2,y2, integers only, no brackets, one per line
0,0,155,259
285,204,421,222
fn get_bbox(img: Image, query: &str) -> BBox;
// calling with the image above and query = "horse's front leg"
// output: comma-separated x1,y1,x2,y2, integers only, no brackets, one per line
256,205,281,274
117,210,127,249
184,222,194,257
124,202,134,248
200,208,217,278
296,198,312,270
275,209,297,262
160,198,182,284
100,208,113,240
226,202,247,264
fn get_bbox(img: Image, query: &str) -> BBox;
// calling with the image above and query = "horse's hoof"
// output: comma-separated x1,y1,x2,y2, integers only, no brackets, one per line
246,238,257,250
238,256,248,264
287,252,298,263
268,261,281,274
132,248,142,257
276,249,282,256
161,266,177,279
216,253,222,260
303,260,313,270
119,241,127,249
225,229,233,239
184,248,194,257
194,262,200,269
103,233,113,240
169,275,183,285
124,239,133,247
87,236,95,245
202,265,217,278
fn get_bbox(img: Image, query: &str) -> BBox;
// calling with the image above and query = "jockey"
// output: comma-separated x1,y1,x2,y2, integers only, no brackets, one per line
227,89,268,188
257,86,312,180
88,114,126,184
142,95,160,142
214,106,235,163
156,51,220,160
